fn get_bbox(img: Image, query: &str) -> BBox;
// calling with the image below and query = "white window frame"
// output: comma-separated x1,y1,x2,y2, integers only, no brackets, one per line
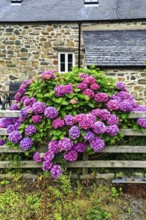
58,52,75,73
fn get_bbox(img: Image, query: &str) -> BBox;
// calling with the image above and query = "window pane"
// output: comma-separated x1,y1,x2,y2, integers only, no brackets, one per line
61,63,65,72
60,54,65,62
68,63,73,71
68,54,73,63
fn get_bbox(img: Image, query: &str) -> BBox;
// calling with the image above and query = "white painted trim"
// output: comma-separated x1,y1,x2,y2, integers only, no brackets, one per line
58,52,75,73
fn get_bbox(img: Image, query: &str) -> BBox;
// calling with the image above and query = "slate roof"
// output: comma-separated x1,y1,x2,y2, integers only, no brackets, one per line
83,30,146,66
0,0,146,22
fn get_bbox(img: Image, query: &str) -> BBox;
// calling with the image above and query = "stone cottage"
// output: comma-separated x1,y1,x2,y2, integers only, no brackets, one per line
0,0,146,103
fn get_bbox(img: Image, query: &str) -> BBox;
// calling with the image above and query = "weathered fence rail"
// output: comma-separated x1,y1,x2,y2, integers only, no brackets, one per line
0,110,146,176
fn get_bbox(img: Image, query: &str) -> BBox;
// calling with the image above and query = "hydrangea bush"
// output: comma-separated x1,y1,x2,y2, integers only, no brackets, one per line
0,67,146,179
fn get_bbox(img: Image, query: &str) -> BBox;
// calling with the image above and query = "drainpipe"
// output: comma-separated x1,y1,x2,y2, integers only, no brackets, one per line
78,22,81,68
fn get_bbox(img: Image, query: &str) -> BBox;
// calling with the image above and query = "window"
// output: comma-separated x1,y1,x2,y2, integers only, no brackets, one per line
84,0,99,6
58,53,75,73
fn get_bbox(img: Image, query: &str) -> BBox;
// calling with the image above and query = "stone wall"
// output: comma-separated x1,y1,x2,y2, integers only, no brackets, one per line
0,23,85,90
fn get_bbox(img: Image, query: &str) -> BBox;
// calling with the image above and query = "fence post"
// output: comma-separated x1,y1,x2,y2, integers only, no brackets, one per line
83,152,89,175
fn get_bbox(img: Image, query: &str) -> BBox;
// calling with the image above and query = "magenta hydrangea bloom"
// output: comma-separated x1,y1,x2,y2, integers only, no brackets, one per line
10,104,20,110
78,114,96,130
84,131,95,141
20,96,29,104
8,131,22,144
58,137,73,151
92,109,101,117
99,109,111,121
42,161,53,171
72,142,86,152
20,137,33,151
64,150,78,161
107,115,119,125
33,152,44,163
20,107,33,118
14,92,22,102
48,140,59,154
50,165,62,179
90,137,105,152
25,125,37,136
79,73,88,79
77,83,88,90
106,125,119,136
83,76,96,84
120,101,133,112
32,115,42,124
137,118,146,128
107,99,120,111
117,91,133,101
23,97,36,107
0,139,5,146
41,70,56,80
32,102,46,114
94,93,108,103
64,115,75,126
18,116,25,123
44,107,58,119
92,121,107,134
83,89,95,98
52,118,65,129
74,114,86,123
54,84,74,97
69,126,80,139
116,82,126,91
90,83,100,90
44,151,55,162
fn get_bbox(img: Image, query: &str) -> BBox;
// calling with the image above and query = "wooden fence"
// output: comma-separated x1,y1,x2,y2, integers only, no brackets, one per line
0,110,146,177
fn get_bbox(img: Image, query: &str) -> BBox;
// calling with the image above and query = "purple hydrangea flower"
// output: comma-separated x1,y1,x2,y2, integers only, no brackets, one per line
116,82,126,91
23,97,36,107
90,83,100,90
7,125,14,134
83,89,95,98
90,137,105,152
13,122,21,131
0,139,5,146
64,115,75,126
50,165,62,179
32,102,46,114
79,73,88,79
8,131,22,144
83,76,96,84
18,116,25,123
99,109,111,121
84,131,95,141
52,118,65,129
107,115,119,125
78,114,96,130
14,92,22,102
42,161,53,171
137,118,146,128
92,121,107,134
44,151,55,162
69,126,80,139
94,93,108,103
20,137,33,151
117,91,133,101
120,101,133,112
73,142,86,152
20,96,29,104
33,152,44,163
44,107,58,119
58,137,73,151
41,70,56,80
54,84,74,97
25,125,37,136
20,107,29,119
64,150,78,161
77,83,88,90
0,118,14,128
106,100,120,111
32,115,42,124
106,125,119,136
92,109,101,117
10,104,20,110
48,140,59,154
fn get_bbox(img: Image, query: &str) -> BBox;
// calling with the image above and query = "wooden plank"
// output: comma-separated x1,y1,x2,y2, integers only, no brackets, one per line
83,152,89,175
0,110,20,118
101,145,146,153
0,128,8,135
0,161,42,168
121,129,146,136
129,112,146,119
0,145,23,153
65,160,146,168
